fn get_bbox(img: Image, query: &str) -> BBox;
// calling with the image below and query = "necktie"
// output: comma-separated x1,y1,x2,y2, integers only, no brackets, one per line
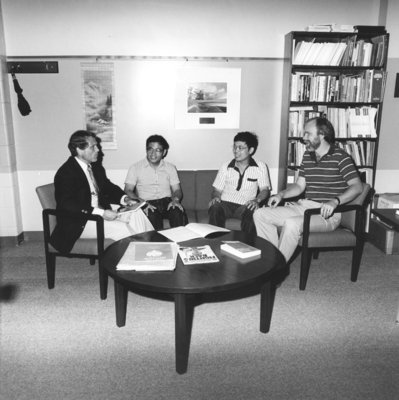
87,164,99,194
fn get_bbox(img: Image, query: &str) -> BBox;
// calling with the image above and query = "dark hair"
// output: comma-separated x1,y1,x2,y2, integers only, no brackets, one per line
68,130,97,156
146,135,169,158
234,131,259,154
146,134,169,150
307,117,336,144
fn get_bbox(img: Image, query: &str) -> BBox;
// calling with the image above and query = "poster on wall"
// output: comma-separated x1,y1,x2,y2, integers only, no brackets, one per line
175,67,241,129
81,63,117,149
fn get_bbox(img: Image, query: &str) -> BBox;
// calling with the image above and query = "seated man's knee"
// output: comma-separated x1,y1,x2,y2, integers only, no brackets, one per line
282,217,302,235
208,202,223,213
147,209,163,230
168,207,187,227
253,207,270,224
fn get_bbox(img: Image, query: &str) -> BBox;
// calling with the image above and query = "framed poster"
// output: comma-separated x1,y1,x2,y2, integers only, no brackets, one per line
175,67,241,129
81,63,117,149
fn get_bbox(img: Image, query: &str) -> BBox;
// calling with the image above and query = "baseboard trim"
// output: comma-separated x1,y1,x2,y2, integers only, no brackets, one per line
0,232,25,247
0,231,43,246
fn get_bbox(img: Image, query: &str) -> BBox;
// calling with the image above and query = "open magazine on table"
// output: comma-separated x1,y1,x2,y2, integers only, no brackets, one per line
159,223,230,243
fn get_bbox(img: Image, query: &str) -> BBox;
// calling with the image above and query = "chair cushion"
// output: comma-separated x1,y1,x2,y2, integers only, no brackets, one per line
299,229,356,248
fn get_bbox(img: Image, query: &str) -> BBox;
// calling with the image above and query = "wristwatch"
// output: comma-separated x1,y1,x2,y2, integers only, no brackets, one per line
333,196,341,205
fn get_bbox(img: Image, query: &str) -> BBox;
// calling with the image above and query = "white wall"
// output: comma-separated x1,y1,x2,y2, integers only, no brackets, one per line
2,0,381,58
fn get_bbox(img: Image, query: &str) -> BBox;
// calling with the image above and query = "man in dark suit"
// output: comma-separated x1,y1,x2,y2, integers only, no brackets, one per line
50,130,153,254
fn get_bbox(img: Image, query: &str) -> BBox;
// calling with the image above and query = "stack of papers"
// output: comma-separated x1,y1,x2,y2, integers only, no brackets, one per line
117,242,178,271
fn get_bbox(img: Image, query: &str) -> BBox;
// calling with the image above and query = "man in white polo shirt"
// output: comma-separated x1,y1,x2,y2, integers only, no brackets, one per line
208,131,271,235
124,134,188,230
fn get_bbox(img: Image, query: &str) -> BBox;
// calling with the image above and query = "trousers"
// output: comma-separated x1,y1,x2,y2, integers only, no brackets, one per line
146,197,188,230
253,199,341,262
208,200,256,235
81,208,154,241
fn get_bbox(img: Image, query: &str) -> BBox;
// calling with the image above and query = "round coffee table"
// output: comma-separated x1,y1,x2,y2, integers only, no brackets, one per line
100,230,287,374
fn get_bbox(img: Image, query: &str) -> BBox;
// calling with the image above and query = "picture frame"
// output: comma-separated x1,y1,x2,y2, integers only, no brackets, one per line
175,67,241,129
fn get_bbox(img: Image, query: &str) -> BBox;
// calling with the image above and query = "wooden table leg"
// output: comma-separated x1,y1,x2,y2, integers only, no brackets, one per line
114,281,128,327
174,293,194,374
98,263,108,300
260,281,276,333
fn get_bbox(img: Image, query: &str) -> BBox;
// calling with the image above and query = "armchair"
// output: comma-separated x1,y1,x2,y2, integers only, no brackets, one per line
298,182,373,290
36,183,113,299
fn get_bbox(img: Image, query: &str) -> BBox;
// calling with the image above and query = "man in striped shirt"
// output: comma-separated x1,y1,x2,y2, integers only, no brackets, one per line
254,117,362,262
209,131,271,234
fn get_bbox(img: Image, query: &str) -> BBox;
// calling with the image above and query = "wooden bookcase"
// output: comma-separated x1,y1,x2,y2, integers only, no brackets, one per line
278,27,389,191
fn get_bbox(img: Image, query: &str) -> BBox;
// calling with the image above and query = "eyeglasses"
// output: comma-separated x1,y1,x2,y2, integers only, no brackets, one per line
146,147,163,154
232,145,248,152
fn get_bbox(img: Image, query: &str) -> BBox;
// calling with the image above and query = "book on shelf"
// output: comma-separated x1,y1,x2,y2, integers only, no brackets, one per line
159,223,230,243
370,71,386,102
178,245,219,265
358,168,373,185
116,242,178,271
370,35,388,67
305,24,333,32
116,201,147,223
338,142,375,168
221,241,261,259
347,107,377,138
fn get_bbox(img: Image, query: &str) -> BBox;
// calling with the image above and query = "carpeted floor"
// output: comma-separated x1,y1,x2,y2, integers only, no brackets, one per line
0,239,398,400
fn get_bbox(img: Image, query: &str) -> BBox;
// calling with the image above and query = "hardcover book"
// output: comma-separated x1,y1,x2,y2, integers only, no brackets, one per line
220,241,261,259
178,245,219,265
117,242,178,271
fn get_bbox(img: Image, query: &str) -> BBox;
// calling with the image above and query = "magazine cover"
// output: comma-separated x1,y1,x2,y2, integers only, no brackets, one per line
178,245,219,265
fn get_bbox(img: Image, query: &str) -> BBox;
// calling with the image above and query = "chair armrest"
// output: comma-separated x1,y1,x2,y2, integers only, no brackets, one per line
42,208,105,255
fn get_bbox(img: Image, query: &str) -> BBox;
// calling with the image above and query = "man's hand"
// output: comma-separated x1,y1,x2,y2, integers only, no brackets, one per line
103,210,118,221
245,199,260,211
144,203,157,216
167,198,184,211
209,197,221,208
268,194,283,208
320,198,339,219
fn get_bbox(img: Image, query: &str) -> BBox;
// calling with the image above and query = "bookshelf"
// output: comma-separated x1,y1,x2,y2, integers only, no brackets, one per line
278,27,389,190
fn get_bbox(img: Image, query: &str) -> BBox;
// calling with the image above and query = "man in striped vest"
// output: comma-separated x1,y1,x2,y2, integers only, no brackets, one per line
254,117,363,263
208,131,271,235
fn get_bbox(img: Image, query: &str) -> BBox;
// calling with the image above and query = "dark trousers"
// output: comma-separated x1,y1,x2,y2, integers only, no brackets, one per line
146,197,188,230
208,200,256,235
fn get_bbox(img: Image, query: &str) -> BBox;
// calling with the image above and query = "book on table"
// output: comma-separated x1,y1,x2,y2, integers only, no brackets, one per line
178,245,219,265
220,241,261,259
159,223,230,243
116,241,178,271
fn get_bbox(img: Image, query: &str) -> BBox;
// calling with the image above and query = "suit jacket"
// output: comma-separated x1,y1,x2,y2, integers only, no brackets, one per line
50,156,125,254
